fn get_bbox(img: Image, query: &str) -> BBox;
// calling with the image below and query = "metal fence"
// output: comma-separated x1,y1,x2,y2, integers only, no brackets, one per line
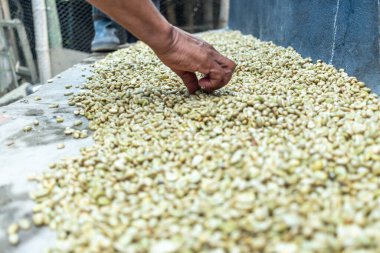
161,0,223,33
8,0,224,55
55,0,93,52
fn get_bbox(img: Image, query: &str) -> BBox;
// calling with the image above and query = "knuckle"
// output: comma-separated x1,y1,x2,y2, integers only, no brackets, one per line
229,60,237,69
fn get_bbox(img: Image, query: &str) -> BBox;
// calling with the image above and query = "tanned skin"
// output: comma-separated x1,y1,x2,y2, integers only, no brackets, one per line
88,0,236,94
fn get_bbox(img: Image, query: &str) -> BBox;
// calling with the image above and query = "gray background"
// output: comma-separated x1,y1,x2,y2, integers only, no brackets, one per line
229,0,380,94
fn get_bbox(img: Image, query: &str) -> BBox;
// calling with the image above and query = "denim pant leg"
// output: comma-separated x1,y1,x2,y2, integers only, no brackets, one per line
126,0,161,43
152,0,160,9
92,7,121,51
92,7,120,30
92,2,161,44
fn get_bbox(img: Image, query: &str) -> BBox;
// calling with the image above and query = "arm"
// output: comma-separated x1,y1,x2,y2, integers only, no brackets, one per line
87,0,236,94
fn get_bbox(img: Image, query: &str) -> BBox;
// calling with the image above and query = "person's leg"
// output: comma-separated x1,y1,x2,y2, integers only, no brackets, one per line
152,0,160,9
126,31,138,44
91,7,120,52
126,0,160,43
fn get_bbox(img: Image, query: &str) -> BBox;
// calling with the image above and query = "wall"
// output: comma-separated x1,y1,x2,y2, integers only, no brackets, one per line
229,0,380,94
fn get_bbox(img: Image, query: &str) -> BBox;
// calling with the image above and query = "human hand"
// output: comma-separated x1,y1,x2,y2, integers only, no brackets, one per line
154,27,236,94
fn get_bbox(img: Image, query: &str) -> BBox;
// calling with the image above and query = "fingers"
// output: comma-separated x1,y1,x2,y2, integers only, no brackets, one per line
174,70,201,94
213,51,237,84
214,51,236,70
157,28,236,94
198,55,236,93
218,60,236,87
199,64,224,93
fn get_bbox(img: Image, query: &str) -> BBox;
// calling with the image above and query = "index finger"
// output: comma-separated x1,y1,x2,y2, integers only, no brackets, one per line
199,63,226,92
214,51,237,71
215,55,236,90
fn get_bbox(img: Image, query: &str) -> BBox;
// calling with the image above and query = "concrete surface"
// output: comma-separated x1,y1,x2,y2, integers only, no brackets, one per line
50,48,90,77
0,83,33,107
229,0,380,94
0,60,97,252
1,21,378,250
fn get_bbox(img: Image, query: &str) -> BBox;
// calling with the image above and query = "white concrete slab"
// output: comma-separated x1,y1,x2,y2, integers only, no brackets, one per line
0,62,96,252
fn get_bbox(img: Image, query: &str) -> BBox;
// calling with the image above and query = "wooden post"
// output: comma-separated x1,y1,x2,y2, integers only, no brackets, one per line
165,0,177,25
45,0,62,49
0,0,20,61
0,0,10,21
32,0,51,83
204,0,214,30
0,1,3,20
184,0,194,33
218,0,229,29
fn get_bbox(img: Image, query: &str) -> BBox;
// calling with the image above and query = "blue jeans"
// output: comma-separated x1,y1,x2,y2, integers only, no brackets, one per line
92,0,161,43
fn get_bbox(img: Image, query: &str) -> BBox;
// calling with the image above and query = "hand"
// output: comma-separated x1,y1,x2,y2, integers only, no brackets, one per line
154,27,236,94
86,1,235,94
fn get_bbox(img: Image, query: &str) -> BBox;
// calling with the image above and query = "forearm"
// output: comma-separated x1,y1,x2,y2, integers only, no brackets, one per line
87,0,236,93
87,0,173,53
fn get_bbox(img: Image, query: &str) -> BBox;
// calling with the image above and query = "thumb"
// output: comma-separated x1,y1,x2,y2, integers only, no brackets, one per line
173,70,201,94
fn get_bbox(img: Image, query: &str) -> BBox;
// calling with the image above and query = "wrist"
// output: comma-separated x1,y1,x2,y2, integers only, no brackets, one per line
149,24,177,55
